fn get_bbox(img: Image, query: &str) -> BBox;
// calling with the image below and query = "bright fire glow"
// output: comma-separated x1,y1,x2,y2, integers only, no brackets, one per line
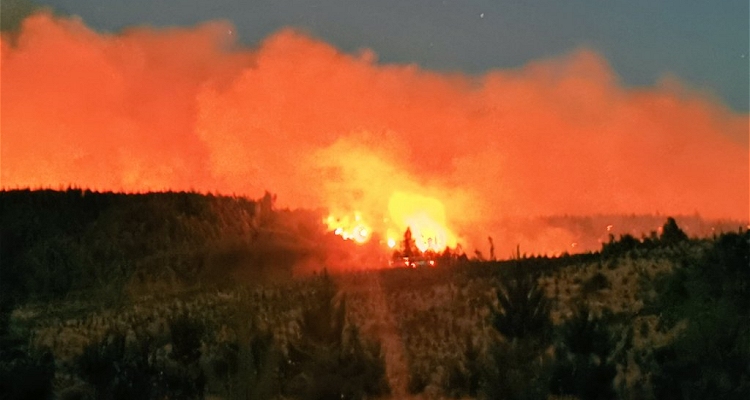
387,191,457,253
325,191,458,253
325,213,371,243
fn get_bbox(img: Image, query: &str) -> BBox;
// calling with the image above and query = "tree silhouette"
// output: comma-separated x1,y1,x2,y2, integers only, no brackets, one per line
76,331,159,399
492,269,552,342
660,217,688,244
481,266,554,400
0,328,55,400
282,271,389,399
645,231,750,399
169,313,204,365
550,306,617,400
402,227,417,258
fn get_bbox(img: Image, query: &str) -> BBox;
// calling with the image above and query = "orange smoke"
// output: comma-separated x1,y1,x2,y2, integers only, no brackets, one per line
2,13,748,253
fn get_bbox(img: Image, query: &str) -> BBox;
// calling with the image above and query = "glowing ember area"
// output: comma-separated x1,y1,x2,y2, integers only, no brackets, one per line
325,192,458,253
387,191,457,253
325,213,371,244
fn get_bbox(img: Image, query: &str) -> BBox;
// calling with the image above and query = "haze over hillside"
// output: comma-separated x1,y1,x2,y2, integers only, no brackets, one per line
1,189,744,304
2,12,748,253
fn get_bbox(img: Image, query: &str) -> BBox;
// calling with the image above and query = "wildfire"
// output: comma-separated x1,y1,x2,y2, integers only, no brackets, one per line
326,191,457,253
325,213,371,244
387,191,457,252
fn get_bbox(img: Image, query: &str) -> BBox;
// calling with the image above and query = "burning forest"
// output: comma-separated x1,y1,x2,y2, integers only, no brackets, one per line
2,11,748,256
1,3,749,399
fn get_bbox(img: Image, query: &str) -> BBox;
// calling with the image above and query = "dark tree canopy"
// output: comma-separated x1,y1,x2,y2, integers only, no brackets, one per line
660,217,688,244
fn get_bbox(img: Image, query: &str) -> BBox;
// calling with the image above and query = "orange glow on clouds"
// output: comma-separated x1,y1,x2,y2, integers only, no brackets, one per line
1,12,748,253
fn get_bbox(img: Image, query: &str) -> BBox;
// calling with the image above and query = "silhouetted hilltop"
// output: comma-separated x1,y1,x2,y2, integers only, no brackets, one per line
1,189,744,304
0,189,330,303
1,189,748,399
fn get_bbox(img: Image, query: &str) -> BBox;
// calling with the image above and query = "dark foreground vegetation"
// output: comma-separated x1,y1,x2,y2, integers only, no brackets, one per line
0,188,334,306
1,189,748,399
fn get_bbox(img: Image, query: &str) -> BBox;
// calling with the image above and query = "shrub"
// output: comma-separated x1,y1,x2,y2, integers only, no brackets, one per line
639,231,750,399
639,320,649,337
649,307,750,400
76,325,206,400
492,268,552,342
282,272,389,400
582,272,610,295
169,313,204,365
407,366,429,395
167,314,206,398
445,335,482,398
211,329,280,400
549,306,617,400
481,266,554,400
0,344,55,400
481,339,553,400
76,332,157,400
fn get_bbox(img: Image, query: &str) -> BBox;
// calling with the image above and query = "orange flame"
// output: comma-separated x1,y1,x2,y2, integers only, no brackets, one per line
326,191,458,253
325,212,371,244
387,191,457,252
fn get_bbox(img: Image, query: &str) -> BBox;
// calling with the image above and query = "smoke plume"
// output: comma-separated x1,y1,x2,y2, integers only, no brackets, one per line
2,13,748,253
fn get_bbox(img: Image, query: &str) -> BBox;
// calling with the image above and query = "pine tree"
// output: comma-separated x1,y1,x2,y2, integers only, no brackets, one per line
481,265,554,400
493,269,552,342
660,217,688,244
282,271,389,399
549,306,617,400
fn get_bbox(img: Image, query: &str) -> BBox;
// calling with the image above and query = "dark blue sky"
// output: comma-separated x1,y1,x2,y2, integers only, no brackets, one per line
28,0,750,111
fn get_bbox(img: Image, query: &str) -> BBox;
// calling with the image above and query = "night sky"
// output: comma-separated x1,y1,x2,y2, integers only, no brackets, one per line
12,0,750,112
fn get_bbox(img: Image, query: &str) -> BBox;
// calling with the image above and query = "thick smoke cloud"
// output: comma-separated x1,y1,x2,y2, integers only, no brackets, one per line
2,13,748,252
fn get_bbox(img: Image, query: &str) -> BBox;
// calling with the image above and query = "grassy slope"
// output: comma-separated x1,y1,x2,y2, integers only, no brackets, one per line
7,243,707,398
2,189,747,399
